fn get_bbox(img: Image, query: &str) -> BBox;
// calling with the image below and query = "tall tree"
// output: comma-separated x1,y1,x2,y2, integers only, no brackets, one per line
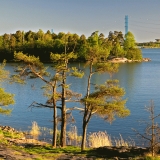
3,33,10,50
124,31,142,60
80,32,130,151
50,37,83,147
14,52,60,147
123,31,136,50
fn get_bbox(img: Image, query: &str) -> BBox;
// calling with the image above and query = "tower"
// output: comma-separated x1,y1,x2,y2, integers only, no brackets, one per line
125,15,128,35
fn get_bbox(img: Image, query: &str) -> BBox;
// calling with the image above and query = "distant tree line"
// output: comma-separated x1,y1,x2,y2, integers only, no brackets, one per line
0,30,142,62
137,41,160,48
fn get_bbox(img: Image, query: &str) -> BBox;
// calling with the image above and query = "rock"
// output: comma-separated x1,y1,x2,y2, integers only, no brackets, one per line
110,58,128,63
142,58,151,62
94,146,149,158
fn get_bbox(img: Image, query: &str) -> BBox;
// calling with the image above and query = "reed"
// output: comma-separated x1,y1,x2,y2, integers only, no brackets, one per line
30,121,41,140
67,125,82,146
88,131,112,148
88,131,135,148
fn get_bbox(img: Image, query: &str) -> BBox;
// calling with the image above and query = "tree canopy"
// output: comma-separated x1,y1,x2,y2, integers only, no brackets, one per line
0,30,142,62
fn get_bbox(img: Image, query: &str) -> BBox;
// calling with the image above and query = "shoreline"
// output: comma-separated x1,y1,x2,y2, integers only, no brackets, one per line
0,125,153,159
109,57,151,63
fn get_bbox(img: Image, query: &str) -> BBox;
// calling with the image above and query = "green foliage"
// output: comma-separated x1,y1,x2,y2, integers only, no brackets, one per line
0,88,14,114
125,48,143,60
123,31,142,60
14,52,44,69
0,129,24,139
124,31,136,50
96,63,119,77
70,67,84,78
0,60,9,82
81,80,129,122
144,156,160,160
111,43,125,57
0,61,15,115
0,30,143,62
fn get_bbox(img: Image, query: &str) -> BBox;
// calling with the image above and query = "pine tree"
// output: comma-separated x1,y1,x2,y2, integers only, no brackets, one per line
80,32,130,151
0,60,14,115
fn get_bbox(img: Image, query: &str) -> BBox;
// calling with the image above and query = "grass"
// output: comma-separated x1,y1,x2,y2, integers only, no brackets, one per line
11,145,93,159
0,129,24,139
144,156,160,160
0,125,160,159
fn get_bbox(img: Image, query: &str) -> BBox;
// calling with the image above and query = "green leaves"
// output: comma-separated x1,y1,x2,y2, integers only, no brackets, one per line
14,52,44,69
81,79,129,123
0,88,15,106
96,63,119,76
124,31,136,50
0,61,14,115
70,67,84,78
50,52,77,62
0,60,9,83
0,88,14,115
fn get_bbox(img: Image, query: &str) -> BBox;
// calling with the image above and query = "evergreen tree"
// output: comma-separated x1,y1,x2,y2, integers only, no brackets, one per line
80,32,130,151
50,33,83,147
0,60,14,115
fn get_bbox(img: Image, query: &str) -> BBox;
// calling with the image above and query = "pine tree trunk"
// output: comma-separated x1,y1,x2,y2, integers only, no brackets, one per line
52,105,57,147
60,71,66,147
52,83,57,147
81,121,88,151
60,104,66,147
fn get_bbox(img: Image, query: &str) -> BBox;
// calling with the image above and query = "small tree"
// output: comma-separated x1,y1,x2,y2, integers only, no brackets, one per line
50,52,83,147
133,100,160,157
14,52,60,147
0,60,14,115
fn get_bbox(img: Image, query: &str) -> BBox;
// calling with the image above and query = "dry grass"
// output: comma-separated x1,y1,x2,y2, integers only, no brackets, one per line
67,125,82,146
29,121,41,140
0,132,4,139
88,131,135,148
114,134,135,147
88,131,112,148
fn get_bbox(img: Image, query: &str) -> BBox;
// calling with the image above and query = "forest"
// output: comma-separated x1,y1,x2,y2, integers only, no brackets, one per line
0,29,142,62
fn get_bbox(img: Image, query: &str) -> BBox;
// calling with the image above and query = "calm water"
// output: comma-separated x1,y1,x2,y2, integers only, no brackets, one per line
1,48,160,144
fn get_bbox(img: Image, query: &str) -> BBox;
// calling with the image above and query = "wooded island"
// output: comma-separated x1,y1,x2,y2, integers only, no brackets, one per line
0,30,142,62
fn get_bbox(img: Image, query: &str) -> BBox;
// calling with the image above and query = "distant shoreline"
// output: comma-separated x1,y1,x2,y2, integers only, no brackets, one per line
109,57,151,63
139,47,160,49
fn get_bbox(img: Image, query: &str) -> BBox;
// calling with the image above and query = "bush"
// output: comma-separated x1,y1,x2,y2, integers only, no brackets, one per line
126,48,142,60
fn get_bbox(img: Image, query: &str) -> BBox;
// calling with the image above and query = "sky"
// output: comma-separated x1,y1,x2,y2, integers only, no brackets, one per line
0,0,160,42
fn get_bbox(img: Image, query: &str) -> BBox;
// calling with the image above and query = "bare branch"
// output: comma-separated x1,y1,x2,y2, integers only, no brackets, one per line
66,107,84,112
132,128,151,142
28,101,62,110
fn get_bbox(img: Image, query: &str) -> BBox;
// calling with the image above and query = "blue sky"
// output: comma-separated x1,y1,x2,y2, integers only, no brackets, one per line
0,0,160,42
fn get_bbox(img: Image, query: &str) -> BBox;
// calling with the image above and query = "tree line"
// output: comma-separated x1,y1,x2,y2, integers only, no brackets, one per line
0,30,142,62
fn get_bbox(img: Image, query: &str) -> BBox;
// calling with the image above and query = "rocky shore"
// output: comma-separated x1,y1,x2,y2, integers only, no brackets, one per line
109,57,151,63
